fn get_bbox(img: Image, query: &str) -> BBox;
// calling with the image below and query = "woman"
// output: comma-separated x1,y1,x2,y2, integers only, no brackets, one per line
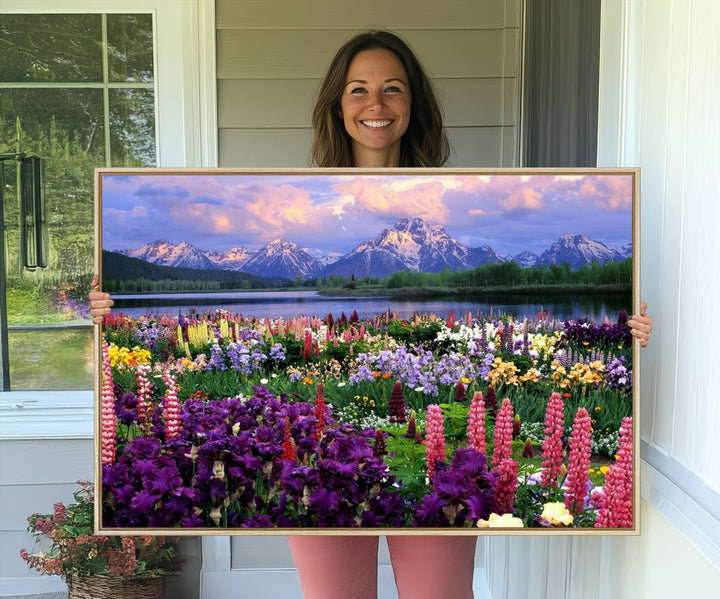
90,31,653,599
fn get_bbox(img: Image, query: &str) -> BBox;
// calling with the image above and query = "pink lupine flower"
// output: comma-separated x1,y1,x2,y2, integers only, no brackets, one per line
101,340,117,465
564,407,593,515
491,398,514,469
135,362,152,428
595,417,634,528
494,457,519,515
540,392,565,488
162,369,181,440
467,391,486,455
425,404,446,481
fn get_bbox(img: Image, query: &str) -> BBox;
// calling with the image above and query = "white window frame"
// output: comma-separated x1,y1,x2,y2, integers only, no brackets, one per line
0,0,217,440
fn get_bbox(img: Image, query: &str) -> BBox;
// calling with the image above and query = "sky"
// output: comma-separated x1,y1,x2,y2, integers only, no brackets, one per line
100,172,634,259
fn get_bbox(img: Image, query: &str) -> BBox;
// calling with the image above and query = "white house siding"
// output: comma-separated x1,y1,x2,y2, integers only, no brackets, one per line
215,0,521,168
486,0,720,597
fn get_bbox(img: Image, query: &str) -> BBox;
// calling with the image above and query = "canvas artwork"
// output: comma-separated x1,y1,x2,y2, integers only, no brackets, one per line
95,168,639,535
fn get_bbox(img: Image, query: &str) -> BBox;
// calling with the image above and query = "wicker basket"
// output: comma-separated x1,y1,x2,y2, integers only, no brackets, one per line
67,575,164,599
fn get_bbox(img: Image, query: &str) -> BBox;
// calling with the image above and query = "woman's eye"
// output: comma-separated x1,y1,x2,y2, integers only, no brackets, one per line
385,86,402,93
349,87,367,94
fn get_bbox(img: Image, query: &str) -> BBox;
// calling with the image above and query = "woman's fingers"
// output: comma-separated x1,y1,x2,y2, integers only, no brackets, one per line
89,275,113,324
627,302,652,348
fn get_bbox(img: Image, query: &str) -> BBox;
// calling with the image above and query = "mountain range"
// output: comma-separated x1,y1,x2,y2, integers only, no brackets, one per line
118,218,630,280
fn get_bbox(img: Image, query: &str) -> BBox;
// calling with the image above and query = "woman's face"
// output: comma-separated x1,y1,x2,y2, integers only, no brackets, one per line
340,48,411,166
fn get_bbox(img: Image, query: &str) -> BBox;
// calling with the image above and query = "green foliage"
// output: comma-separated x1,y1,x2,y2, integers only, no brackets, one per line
438,402,470,439
386,318,444,349
384,433,430,505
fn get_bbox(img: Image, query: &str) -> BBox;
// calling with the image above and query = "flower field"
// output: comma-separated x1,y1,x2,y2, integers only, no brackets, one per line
100,308,634,530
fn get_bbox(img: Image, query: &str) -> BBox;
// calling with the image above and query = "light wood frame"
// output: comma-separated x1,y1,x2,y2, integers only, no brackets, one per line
94,166,640,536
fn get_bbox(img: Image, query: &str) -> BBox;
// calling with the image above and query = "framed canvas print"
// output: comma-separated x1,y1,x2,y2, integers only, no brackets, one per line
94,167,640,535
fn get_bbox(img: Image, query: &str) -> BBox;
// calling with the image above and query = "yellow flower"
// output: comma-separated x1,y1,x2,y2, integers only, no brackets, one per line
600,466,610,475
595,406,602,412
541,502,574,526
477,513,524,528
461,377,470,384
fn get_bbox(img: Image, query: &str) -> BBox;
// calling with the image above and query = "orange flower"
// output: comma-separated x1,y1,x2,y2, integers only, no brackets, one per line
563,392,571,398
382,372,391,379
373,371,381,378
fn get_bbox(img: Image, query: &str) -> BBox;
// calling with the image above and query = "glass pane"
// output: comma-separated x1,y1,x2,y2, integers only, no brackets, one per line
109,88,157,167
0,14,102,82
2,89,100,390
8,329,94,390
0,89,106,164
107,14,155,83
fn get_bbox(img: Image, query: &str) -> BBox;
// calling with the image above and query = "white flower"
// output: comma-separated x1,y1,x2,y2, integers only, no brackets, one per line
260,378,269,385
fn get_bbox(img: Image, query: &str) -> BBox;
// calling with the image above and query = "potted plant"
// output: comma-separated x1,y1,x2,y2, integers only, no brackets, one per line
20,480,182,599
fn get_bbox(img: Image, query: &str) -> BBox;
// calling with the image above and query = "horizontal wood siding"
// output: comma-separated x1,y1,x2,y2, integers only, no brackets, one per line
217,0,521,168
0,439,93,580
216,0,515,30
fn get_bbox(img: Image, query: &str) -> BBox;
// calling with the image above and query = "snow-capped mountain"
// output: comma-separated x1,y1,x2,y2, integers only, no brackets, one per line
206,246,254,270
538,235,625,270
314,252,343,267
120,226,630,281
239,239,322,279
618,243,632,259
126,240,217,270
511,251,540,268
321,218,473,278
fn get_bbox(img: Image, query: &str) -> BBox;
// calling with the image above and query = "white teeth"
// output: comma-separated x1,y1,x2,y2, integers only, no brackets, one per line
362,120,392,128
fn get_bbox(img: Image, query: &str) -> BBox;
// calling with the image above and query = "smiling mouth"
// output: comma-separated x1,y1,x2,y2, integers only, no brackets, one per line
361,120,393,128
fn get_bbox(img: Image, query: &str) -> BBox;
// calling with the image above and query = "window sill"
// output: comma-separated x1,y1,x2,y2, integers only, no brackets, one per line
0,391,93,440
641,441,720,567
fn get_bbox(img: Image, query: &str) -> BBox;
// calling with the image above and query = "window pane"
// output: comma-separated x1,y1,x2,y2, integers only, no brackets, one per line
0,14,103,82
109,89,157,167
0,89,106,164
8,329,94,390
107,14,154,83
0,12,157,390
2,89,101,390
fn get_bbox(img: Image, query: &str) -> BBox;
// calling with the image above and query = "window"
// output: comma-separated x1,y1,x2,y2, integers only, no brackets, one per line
0,13,157,390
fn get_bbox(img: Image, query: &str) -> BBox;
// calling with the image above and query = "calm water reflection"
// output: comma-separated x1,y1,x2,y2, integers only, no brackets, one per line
112,290,631,323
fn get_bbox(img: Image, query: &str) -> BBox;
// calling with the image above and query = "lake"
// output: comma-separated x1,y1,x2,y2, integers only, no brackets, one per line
111,290,631,323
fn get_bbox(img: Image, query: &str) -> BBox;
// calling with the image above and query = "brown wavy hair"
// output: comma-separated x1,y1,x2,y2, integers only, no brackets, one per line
311,31,449,168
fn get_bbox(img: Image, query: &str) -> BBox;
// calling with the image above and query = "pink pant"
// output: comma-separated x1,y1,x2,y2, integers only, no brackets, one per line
287,535,477,599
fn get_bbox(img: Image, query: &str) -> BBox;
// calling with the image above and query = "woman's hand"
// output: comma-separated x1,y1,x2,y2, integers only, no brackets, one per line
89,274,113,325
627,301,653,348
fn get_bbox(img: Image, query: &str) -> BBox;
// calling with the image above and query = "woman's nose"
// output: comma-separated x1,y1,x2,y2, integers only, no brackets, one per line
366,89,385,110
